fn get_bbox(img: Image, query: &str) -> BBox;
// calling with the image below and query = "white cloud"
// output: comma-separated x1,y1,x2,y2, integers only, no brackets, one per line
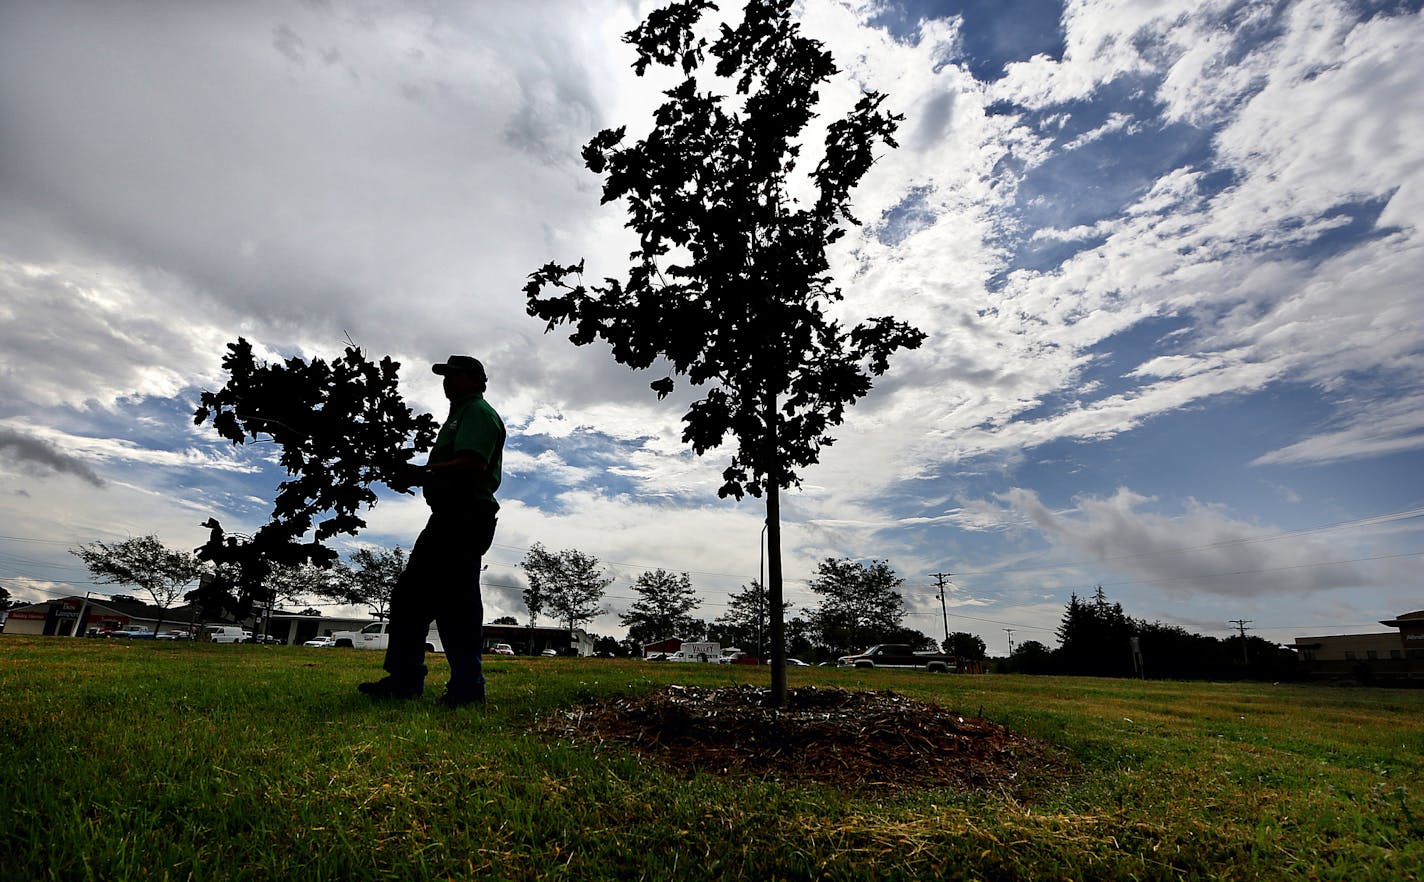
1000,486,1420,599
1254,395,1424,466
0,418,261,474
0,0,1419,647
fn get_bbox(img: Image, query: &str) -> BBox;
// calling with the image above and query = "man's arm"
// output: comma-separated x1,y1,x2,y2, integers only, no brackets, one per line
411,450,488,485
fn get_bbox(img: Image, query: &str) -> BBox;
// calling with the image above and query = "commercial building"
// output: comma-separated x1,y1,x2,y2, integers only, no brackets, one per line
2,594,593,655
1292,610,1424,682
3,595,203,637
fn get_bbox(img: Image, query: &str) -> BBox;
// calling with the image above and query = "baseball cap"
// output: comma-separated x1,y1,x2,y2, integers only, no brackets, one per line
432,355,486,379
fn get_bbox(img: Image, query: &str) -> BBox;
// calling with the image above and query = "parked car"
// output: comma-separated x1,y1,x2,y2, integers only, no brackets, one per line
540,648,558,657
489,643,515,656
785,658,811,667
303,636,336,647
720,651,760,665
243,634,284,644
154,630,193,640
109,627,156,639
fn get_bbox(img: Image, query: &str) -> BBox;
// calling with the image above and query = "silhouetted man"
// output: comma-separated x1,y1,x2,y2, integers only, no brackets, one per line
359,355,505,707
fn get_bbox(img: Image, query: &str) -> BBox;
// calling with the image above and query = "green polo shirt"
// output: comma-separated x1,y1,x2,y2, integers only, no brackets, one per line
425,392,504,512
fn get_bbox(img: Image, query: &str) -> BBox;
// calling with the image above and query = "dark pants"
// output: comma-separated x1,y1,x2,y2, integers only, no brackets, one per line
383,509,497,692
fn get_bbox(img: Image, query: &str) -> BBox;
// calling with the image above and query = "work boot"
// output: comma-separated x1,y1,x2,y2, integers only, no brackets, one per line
357,676,423,700
438,682,485,708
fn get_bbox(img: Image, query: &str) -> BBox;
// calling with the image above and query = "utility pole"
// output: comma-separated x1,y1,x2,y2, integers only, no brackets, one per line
1229,619,1253,665
1004,628,1015,656
931,572,952,651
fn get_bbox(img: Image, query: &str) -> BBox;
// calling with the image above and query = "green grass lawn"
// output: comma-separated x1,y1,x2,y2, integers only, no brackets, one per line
2,635,1421,881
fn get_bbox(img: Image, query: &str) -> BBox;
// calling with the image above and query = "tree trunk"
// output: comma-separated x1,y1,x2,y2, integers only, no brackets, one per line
767,481,786,707
765,391,786,708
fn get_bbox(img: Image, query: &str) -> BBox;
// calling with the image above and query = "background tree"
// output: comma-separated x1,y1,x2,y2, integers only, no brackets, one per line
72,535,205,633
342,547,407,621
264,560,352,611
882,625,939,652
1003,640,1054,674
521,544,551,627
524,0,924,704
784,614,821,663
620,568,701,646
945,631,987,661
806,557,905,655
1055,586,1135,677
193,338,436,617
593,634,625,657
711,579,789,657
520,543,611,632
490,615,519,626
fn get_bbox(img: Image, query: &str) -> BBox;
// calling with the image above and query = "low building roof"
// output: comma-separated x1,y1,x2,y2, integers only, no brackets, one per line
9,594,202,621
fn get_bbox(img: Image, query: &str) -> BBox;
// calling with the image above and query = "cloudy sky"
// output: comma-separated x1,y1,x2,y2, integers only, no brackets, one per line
2,0,1421,652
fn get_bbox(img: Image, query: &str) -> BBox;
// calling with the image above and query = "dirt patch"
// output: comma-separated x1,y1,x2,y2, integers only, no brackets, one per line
541,684,1073,796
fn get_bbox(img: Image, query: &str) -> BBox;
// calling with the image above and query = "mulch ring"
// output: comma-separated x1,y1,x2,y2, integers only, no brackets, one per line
540,684,1074,797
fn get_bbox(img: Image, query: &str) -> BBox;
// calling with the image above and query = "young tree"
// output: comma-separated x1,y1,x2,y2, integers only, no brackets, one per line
521,543,552,627
193,338,436,616
520,543,611,632
806,557,905,655
620,568,701,646
524,0,924,704
72,535,205,633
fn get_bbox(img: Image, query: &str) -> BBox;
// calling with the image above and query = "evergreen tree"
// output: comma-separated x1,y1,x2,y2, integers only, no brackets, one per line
1055,586,1137,677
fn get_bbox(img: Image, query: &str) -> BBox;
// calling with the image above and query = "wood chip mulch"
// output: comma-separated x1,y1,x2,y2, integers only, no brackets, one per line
541,684,1073,796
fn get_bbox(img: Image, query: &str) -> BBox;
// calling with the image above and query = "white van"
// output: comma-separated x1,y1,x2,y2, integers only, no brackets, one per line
331,622,444,653
203,625,251,644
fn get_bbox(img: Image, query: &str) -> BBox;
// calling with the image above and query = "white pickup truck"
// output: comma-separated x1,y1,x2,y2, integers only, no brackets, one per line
331,621,444,653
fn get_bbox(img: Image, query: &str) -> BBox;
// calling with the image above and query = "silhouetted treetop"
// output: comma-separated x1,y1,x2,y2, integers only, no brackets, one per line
192,337,436,615
525,0,924,503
